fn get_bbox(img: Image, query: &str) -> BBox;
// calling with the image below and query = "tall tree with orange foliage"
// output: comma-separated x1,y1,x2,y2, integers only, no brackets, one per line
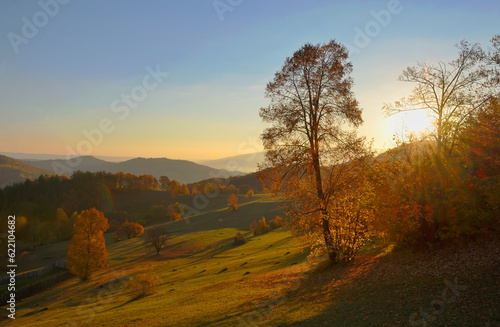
67,208,109,280
259,40,372,263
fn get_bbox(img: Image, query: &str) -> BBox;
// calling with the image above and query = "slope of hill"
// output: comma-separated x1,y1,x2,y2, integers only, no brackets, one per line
197,152,265,173
0,155,57,188
22,156,114,174
22,156,244,184
5,195,499,326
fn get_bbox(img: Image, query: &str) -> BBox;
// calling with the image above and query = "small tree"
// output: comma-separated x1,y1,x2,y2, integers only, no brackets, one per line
144,225,169,255
250,217,270,236
246,189,254,198
67,208,109,280
127,272,162,297
113,221,144,241
227,193,239,211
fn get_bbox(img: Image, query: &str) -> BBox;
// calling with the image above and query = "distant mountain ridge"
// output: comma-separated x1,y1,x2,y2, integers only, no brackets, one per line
0,155,57,188
21,156,244,184
197,152,264,173
0,151,133,162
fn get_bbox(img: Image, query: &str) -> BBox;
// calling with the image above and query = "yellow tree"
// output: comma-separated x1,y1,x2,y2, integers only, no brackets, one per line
67,208,109,280
259,39,372,263
180,184,190,195
227,193,238,211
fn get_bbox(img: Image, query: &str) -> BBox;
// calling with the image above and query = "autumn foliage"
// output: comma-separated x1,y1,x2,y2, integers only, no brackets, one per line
227,193,239,211
67,208,109,280
113,221,144,242
127,272,162,297
370,99,500,247
250,217,270,236
259,39,373,263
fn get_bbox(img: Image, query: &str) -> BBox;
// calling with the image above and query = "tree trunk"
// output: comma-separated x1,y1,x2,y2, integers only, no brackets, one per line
322,216,337,263
311,151,338,263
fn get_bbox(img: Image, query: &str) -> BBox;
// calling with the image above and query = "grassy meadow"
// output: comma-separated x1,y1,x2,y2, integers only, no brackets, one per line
2,194,499,326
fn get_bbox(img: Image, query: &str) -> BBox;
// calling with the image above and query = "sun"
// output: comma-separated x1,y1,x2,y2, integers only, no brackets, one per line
391,110,434,135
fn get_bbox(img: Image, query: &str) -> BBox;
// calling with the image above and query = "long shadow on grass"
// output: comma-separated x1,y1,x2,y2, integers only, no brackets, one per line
221,256,380,327
105,294,143,312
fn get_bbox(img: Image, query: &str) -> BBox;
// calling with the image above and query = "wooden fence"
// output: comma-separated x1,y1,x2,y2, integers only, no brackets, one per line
0,260,67,284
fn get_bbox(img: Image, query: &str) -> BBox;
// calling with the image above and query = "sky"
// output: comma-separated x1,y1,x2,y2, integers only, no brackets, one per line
0,0,499,161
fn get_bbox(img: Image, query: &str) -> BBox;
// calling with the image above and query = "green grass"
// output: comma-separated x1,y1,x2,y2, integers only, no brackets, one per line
2,195,499,326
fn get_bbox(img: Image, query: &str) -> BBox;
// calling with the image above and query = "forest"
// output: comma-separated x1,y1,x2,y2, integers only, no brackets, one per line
0,170,249,250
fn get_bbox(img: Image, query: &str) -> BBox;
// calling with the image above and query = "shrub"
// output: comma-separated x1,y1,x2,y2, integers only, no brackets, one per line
171,212,183,221
233,232,247,246
250,217,270,236
126,272,162,297
167,202,185,221
246,189,254,198
268,216,283,230
113,222,144,241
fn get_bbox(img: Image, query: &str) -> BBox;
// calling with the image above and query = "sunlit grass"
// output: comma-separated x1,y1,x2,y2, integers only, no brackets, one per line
4,195,499,326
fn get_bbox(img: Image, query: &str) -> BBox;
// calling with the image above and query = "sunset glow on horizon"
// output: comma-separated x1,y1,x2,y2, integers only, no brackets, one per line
1,0,498,160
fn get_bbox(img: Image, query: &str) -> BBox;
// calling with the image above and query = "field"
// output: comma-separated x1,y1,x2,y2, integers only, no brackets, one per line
2,194,499,326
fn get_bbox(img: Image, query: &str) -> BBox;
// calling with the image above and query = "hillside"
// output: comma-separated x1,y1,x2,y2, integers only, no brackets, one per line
22,156,244,184
2,195,499,326
0,155,57,188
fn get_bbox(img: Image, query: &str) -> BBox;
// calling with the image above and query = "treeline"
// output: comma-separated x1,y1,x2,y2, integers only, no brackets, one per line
187,172,262,194
0,170,251,250
0,171,187,219
0,172,178,249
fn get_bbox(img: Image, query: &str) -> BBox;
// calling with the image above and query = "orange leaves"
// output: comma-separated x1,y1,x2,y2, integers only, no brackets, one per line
250,217,270,236
227,193,239,211
67,208,109,280
113,221,144,241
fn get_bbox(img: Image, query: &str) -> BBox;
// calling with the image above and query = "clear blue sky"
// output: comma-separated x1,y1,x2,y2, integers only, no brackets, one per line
0,0,498,160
